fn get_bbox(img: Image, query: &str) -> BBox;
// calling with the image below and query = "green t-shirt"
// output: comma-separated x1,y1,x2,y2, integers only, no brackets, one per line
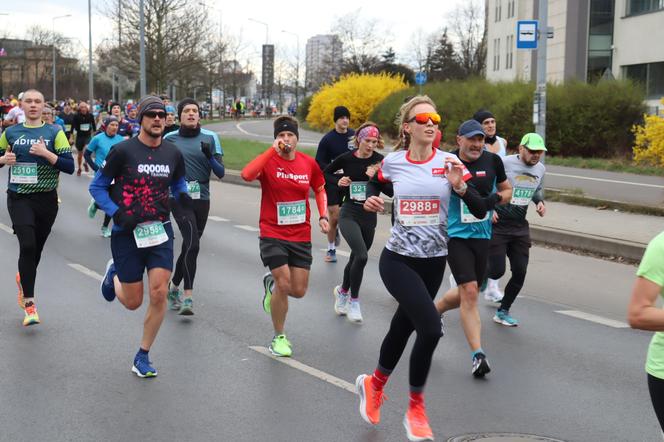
639,231,664,378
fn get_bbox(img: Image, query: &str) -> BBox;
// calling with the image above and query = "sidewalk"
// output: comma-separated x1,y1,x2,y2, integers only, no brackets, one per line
221,169,661,261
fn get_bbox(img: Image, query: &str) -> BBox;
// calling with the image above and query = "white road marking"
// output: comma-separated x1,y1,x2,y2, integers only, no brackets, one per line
547,172,664,189
319,248,351,257
67,263,104,282
555,310,629,328
0,222,13,234
208,216,229,222
234,224,260,232
249,346,355,394
233,121,317,146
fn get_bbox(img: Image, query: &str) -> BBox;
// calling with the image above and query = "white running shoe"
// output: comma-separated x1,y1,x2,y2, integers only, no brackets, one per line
483,288,504,303
449,273,457,289
347,300,363,323
333,285,350,316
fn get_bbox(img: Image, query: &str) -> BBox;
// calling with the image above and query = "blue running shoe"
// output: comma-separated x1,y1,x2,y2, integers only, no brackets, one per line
493,309,519,327
132,352,157,378
325,249,337,263
100,259,116,302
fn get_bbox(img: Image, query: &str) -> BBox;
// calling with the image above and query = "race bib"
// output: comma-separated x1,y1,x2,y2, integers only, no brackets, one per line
64,124,72,132
10,163,38,184
187,181,201,199
398,196,440,226
511,186,536,206
277,200,306,225
80,123,90,131
349,182,367,201
133,221,168,248
461,200,490,223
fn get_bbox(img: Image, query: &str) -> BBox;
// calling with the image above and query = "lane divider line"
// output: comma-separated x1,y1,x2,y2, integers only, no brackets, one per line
67,263,104,282
319,248,351,258
208,216,229,222
547,172,664,189
234,225,260,232
249,346,356,394
0,222,13,234
555,310,629,328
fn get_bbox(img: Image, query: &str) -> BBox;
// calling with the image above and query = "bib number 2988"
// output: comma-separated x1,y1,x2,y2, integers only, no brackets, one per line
398,197,439,226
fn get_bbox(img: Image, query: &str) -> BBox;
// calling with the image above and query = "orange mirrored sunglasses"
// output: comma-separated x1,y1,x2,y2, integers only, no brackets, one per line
408,112,441,125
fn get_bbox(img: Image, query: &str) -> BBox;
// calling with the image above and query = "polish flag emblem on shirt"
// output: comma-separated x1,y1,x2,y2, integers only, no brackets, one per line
476,171,486,177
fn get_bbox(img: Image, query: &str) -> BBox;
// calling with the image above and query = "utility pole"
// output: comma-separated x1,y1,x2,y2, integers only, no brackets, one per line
139,0,147,97
87,0,94,106
534,0,548,148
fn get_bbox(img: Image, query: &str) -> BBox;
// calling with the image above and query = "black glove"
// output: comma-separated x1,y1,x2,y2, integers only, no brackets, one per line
178,192,193,210
113,207,138,231
200,141,212,160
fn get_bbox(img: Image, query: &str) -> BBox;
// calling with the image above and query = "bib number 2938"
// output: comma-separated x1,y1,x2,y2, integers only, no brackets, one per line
277,200,306,225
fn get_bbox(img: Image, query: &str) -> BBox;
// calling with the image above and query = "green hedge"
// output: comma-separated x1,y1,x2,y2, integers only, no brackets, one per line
298,94,313,122
370,79,646,157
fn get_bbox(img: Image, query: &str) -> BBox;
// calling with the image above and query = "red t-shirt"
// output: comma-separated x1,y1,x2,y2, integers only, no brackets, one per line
258,151,325,242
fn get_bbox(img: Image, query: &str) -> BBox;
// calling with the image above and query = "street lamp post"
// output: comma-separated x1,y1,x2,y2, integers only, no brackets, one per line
139,0,146,97
281,30,300,107
52,14,71,102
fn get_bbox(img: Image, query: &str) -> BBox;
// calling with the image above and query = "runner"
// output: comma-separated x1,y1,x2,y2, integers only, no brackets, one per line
0,89,74,326
315,105,355,262
473,109,508,301
487,133,546,326
125,104,140,137
164,98,225,315
324,122,385,323
84,116,125,237
354,96,485,441
628,230,664,432
108,102,133,138
434,119,512,378
240,116,329,357
72,101,95,175
60,103,76,144
3,92,25,127
90,95,188,378
163,105,179,135
41,105,60,129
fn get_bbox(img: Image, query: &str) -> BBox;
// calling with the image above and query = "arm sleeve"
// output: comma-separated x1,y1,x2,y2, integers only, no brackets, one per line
315,186,328,218
241,147,277,181
532,185,544,205
84,149,98,172
366,159,394,198
170,176,188,198
323,155,346,185
89,172,119,216
212,132,223,155
209,154,225,179
458,184,489,220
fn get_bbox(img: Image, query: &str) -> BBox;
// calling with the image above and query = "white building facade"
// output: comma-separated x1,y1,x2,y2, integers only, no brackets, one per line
304,34,343,94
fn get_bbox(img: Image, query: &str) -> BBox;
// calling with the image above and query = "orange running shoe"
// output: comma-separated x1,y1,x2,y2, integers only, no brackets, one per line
16,272,24,310
23,303,40,327
403,401,434,441
355,374,386,425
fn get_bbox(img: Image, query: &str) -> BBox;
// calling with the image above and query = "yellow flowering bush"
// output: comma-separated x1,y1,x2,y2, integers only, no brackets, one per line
306,73,407,131
633,99,664,167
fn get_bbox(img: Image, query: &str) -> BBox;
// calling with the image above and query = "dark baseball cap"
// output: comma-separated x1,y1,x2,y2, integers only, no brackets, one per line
457,119,485,138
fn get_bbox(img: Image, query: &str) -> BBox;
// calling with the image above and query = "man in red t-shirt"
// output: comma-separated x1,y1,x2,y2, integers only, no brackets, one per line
241,116,329,357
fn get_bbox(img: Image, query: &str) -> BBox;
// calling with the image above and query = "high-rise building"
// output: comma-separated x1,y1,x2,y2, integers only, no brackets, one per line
485,0,664,111
305,35,343,94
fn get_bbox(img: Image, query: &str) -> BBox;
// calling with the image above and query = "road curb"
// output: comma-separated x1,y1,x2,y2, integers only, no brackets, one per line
218,170,646,261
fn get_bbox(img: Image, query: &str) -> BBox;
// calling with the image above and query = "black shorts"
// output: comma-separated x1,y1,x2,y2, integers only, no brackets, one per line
75,134,91,151
6,189,58,230
259,237,312,270
447,237,489,285
489,231,531,257
110,222,174,283
325,183,344,206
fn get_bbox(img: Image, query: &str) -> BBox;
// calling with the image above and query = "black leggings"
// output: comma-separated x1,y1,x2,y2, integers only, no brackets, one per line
94,202,112,228
171,199,210,290
648,374,664,431
487,234,530,311
377,248,446,389
7,191,58,298
339,207,376,299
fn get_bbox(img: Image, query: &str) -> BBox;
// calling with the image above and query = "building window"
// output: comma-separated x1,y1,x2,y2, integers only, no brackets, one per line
587,0,614,82
625,62,664,99
507,0,515,18
505,35,514,69
494,38,500,71
626,0,664,16
495,0,503,22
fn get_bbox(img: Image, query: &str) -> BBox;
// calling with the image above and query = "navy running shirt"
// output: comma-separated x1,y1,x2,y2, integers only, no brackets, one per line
101,136,185,223
315,128,356,170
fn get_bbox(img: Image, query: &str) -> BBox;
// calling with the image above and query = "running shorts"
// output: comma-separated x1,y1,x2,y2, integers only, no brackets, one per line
75,134,91,151
489,231,531,257
259,237,312,270
447,237,490,285
110,222,174,283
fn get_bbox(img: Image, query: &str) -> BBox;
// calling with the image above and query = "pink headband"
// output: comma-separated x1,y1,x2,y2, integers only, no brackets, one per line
357,125,380,142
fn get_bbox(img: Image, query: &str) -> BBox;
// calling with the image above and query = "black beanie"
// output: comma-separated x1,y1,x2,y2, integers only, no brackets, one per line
177,98,199,120
473,109,494,124
333,105,350,122
273,117,299,139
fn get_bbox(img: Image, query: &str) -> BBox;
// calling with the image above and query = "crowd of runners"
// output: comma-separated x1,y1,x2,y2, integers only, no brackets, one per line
2,87,662,441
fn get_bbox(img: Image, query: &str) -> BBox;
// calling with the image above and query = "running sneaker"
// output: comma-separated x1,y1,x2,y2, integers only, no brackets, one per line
333,285,349,316
403,401,434,441
472,352,491,378
132,352,157,378
16,272,24,310
23,302,40,326
262,272,274,314
439,314,445,337
348,300,363,323
87,199,98,219
167,283,182,311
493,309,518,327
483,288,503,303
76,169,82,176
334,227,341,247
325,249,337,263
83,163,89,173
179,297,194,316
269,334,292,357
355,374,386,425
100,226,112,238
100,259,116,302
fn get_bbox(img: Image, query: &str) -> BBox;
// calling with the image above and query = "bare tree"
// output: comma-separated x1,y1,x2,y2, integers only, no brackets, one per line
447,0,487,77
406,28,437,72
331,9,387,74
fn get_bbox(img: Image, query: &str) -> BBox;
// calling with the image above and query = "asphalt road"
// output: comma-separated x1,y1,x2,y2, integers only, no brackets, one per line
207,118,664,207
0,170,659,442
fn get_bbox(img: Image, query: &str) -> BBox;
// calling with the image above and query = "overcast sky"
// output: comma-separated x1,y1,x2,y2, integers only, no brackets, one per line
3,1,463,69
